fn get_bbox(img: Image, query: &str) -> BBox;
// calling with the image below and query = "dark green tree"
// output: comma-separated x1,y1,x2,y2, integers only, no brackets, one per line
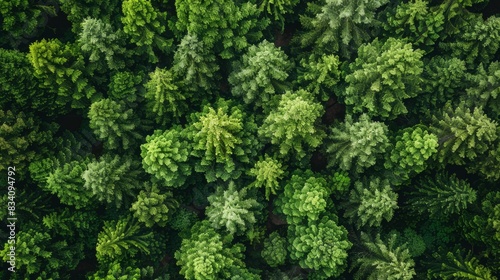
352,232,416,280
428,248,496,280
259,90,325,159
466,62,500,119
261,232,287,267
130,184,179,227
141,126,192,188
288,216,352,279
206,181,260,235
343,38,424,119
228,40,292,109
431,102,498,165
175,0,269,59
326,114,389,173
408,172,476,218
58,0,121,32
343,177,398,229
88,98,143,150
258,0,298,29
82,155,142,208
298,0,389,57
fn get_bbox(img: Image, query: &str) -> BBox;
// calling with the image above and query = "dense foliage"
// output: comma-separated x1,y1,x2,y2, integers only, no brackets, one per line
1,0,500,278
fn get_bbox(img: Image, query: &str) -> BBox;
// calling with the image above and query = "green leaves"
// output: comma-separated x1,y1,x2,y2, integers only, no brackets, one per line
343,38,424,119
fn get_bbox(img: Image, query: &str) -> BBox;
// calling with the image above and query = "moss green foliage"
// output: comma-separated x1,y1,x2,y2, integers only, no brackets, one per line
261,232,287,267
259,90,325,159
58,0,121,33
288,216,352,279
275,170,330,224
298,0,389,57
189,99,259,182
296,54,342,101
428,248,497,280
343,38,424,119
408,172,476,218
466,61,500,118
431,102,498,165
175,0,268,59
89,98,143,150
343,177,398,228
229,40,292,109
130,184,179,227
28,39,98,110
206,182,260,235
172,34,219,93
78,18,126,70
248,155,285,200
82,155,142,208
327,114,389,173
96,216,153,262
121,0,171,63
174,220,248,280
353,232,416,280
141,126,192,188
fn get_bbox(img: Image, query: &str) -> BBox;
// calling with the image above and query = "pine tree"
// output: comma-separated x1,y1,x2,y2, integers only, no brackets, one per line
466,62,500,119
352,232,416,280
296,54,342,101
206,181,260,235
248,155,286,200
428,248,496,280
343,38,424,120
326,114,389,173
408,171,476,218
130,184,179,227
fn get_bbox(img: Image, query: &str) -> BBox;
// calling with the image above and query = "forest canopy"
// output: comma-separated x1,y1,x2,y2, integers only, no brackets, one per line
1,0,500,279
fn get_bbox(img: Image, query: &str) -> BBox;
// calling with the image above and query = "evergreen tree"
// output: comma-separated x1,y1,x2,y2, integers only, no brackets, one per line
275,170,330,224
296,54,342,101
58,0,122,33
428,248,496,280
248,155,286,200
121,0,171,63
82,155,142,208
352,232,416,280
261,232,287,267
326,114,389,173
206,181,260,235
298,0,389,57
466,62,500,119
28,39,99,110
175,0,269,59
408,171,476,218
288,216,352,279
343,38,424,120
343,177,398,229
228,40,292,110
141,126,192,188
431,102,498,165
130,184,179,227
96,216,153,262
258,0,298,29
144,68,189,125
259,90,325,159
88,98,143,150
107,71,144,103
78,17,126,70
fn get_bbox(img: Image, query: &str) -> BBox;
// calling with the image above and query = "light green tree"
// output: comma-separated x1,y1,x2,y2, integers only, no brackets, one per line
288,216,352,279
248,155,286,200
82,155,142,208
27,38,98,110
141,126,192,188
228,40,292,109
326,114,389,173
88,98,143,150
259,90,325,159
296,54,342,101
121,0,171,63
298,0,389,57
144,68,189,125
428,248,497,280
130,184,179,227
274,170,330,224
206,182,260,235
343,38,424,119
343,177,398,229
431,102,498,165
352,232,416,280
